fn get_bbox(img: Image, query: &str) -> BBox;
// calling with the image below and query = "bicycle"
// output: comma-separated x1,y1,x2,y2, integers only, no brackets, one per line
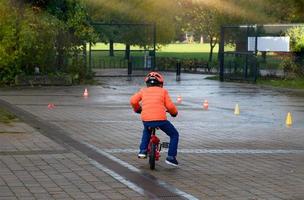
147,127,169,170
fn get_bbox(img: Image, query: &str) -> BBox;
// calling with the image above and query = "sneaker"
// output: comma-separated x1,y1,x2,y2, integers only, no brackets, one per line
165,157,178,166
137,150,147,159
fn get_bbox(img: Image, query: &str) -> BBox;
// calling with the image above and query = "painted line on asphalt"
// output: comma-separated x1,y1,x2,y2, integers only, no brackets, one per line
83,142,141,173
82,142,199,200
102,148,304,154
89,159,145,195
39,119,139,123
156,180,200,200
0,99,178,199
0,150,69,156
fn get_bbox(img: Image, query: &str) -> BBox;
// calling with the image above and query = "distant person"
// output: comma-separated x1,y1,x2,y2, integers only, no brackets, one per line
130,72,179,166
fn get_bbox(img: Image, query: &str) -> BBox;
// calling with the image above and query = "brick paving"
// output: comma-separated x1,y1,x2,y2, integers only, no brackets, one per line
0,123,147,200
1,73,304,199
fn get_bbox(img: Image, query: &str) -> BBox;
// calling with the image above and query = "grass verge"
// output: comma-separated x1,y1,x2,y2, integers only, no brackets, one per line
205,75,219,80
257,78,304,89
205,75,304,90
0,107,17,123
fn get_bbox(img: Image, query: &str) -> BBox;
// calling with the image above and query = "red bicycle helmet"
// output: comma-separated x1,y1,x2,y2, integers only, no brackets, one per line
144,72,164,86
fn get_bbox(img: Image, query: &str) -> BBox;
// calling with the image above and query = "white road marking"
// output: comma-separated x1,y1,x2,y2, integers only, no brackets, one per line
101,148,304,154
83,142,140,173
82,141,199,200
157,180,199,200
89,159,145,195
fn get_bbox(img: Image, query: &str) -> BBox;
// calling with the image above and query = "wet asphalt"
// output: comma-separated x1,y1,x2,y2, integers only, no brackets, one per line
0,72,304,199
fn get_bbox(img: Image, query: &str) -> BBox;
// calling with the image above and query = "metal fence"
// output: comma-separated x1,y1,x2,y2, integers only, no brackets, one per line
219,24,304,82
89,23,156,77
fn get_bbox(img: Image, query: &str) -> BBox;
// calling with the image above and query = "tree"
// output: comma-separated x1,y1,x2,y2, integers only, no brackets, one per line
177,0,225,62
32,0,98,69
86,0,178,49
0,0,98,85
262,0,302,23
177,0,274,62
191,4,222,62
0,0,60,83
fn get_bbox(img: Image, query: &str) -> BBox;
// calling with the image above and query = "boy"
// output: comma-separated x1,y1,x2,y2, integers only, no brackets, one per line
130,72,179,166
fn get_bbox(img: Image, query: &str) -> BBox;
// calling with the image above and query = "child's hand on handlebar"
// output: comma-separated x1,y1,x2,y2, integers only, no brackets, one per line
170,112,178,117
135,107,142,114
165,110,177,117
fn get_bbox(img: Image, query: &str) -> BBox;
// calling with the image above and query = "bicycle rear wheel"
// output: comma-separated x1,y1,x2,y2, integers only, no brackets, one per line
149,144,156,170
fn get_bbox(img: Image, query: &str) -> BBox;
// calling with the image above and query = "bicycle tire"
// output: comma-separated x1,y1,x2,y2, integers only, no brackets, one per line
149,144,156,170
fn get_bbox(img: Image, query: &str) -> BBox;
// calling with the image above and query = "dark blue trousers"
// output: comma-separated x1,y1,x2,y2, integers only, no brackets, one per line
140,120,179,157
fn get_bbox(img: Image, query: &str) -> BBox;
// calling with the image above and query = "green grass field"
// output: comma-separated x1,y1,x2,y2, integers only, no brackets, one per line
89,43,290,71
158,43,218,53
157,43,217,59
90,43,218,60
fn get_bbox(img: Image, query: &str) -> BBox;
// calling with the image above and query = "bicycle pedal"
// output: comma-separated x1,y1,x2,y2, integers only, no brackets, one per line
161,142,169,148
138,155,147,159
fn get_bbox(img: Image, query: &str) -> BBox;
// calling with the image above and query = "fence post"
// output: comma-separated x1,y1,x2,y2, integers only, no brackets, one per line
219,26,225,81
88,43,92,73
153,23,156,70
244,54,248,79
254,57,258,82
254,24,258,82
127,59,132,81
83,43,87,73
176,60,181,81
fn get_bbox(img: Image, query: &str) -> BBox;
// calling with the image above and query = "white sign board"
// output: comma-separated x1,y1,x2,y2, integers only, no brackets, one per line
248,36,290,52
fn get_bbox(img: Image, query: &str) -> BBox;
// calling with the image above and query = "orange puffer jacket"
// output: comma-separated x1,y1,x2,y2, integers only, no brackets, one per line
130,86,178,121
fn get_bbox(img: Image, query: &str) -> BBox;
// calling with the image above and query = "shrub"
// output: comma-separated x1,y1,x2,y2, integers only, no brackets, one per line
0,3,60,84
0,1,98,85
286,26,304,53
280,56,301,78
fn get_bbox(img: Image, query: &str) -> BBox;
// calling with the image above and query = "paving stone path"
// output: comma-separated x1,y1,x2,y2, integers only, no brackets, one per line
0,73,304,199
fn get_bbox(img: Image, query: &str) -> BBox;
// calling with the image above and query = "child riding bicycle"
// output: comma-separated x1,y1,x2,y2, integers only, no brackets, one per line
130,72,179,166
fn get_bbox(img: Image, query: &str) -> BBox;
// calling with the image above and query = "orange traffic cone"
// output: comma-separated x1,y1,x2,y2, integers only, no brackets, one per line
203,100,208,110
48,103,55,109
177,95,182,104
83,88,89,97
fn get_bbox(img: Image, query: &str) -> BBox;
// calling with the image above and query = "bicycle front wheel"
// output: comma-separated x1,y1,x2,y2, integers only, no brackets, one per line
149,144,156,170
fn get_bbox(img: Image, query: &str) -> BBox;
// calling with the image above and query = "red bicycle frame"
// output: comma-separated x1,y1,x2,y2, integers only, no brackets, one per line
147,128,161,161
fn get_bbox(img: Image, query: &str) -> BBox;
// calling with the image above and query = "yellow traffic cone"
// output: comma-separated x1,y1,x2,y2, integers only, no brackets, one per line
285,112,293,127
47,103,53,110
234,104,240,115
